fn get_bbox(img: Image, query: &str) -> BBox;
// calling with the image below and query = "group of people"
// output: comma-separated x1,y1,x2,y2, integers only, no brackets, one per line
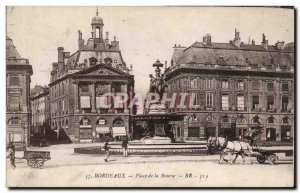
103,137,129,162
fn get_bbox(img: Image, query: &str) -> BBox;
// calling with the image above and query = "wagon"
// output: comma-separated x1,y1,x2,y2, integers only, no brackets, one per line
23,151,51,168
253,147,293,165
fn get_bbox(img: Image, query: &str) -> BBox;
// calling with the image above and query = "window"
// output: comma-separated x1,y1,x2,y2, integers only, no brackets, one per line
237,95,244,111
267,117,275,124
267,82,274,91
62,99,65,112
206,93,213,107
252,95,259,110
282,96,289,112
10,117,20,125
205,79,213,89
188,127,200,137
282,83,289,91
221,95,229,110
252,82,260,90
190,78,198,89
176,127,181,138
237,81,244,90
80,85,89,93
96,96,110,109
10,76,19,86
9,96,20,110
221,80,229,89
267,95,274,110
80,96,91,109
113,84,121,93
282,117,290,124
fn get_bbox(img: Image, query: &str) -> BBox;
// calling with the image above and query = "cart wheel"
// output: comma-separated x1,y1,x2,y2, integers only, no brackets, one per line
27,159,45,168
268,155,278,165
36,158,45,168
27,159,38,168
257,155,266,164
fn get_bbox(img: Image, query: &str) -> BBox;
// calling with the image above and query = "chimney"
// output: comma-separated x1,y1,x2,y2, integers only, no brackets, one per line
252,40,255,45
57,47,64,75
105,31,109,45
52,62,58,70
111,35,119,49
275,41,285,50
261,33,268,49
232,29,241,47
165,61,167,69
78,30,85,49
203,34,212,45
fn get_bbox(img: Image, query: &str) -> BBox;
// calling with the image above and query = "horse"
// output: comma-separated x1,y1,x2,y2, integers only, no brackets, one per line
207,136,253,165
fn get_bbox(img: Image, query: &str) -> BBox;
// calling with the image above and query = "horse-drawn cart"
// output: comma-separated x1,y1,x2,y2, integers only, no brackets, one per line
253,147,293,165
23,151,51,168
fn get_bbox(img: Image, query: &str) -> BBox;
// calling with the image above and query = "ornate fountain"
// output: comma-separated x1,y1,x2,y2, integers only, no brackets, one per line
132,60,184,144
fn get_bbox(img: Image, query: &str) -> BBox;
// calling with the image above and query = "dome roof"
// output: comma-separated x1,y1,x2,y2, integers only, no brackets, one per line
92,16,103,25
92,9,103,25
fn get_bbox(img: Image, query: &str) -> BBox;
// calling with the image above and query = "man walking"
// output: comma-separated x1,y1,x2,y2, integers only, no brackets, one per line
103,139,110,162
122,137,129,157
7,142,16,169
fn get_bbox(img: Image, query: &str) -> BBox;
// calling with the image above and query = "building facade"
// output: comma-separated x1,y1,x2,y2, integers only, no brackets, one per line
6,36,33,148
164,30,294,144
30,85,52,145
49,10,135,143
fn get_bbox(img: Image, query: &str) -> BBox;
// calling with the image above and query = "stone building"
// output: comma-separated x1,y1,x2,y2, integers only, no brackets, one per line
30,85,52,145
49,10,135,143
6,36,33,148
164,30,294,144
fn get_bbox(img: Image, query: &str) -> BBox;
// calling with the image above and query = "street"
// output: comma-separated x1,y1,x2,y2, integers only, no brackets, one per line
6,143,294,187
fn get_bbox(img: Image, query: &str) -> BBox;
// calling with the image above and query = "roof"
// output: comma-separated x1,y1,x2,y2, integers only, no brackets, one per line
6,36,22,60
175,41,294,67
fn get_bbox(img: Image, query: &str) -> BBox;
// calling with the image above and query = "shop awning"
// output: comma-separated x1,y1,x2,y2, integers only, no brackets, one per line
96,96,109,108
112,127,126,137
80,125,92,129
96,127,110,133
80,96,91,108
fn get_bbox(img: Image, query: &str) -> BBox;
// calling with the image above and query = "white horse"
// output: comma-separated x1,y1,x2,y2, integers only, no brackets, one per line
207,136,253,164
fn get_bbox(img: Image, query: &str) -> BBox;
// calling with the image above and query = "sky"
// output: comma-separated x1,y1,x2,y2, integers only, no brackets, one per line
6,6,294,95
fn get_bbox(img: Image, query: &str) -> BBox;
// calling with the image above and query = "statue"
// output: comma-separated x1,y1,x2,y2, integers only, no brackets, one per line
148,59,168,100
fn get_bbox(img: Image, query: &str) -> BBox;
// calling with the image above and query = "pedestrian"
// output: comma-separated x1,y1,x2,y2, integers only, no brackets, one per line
122,137,129,157
103,139,110,162
7,142,16,169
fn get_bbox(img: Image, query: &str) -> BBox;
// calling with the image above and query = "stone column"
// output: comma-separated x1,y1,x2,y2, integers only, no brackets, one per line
108,83,113,113
91,82,96,112
73,81,79,113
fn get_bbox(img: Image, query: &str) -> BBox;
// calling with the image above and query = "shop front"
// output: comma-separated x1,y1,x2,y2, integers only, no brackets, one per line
112,118,127,141
79,118,92,142
281,125,292,142
219,122,236,140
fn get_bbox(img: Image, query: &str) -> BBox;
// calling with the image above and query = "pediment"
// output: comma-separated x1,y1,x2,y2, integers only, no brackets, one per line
74,64,128,76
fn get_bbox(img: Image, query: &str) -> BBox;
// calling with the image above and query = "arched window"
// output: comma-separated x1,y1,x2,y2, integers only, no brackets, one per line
282,116,291,125
95,27,100,38
205,115,215,123
236,116,247,124
8,117,20,125
251,116,262,124
267,117,276,124
113,118,124,127
221,115,231,123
